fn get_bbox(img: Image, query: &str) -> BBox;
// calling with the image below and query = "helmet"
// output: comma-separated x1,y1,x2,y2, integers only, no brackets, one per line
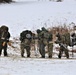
41,27,46,31
0,25,8,32
41,27,48,32
36,29,41,34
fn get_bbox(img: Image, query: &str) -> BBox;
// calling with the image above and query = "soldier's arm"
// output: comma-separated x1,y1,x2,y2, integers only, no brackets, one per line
4,32,10,42
8,41,15,48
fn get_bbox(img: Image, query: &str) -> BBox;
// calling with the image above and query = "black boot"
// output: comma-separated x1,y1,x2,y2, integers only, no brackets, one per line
21,55,25,58
58,55,61,59
41,56,45,58
27,55,30,58
66,55,69,59
49,56,52,58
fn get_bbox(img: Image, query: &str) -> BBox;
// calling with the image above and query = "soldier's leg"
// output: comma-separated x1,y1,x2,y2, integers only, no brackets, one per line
0,47,2,56
20,44,25,57
41,44,45,58
58,46,63,58
0,41,3,56
4,45,8,56
38,44,41,54
4,48,7,56
26,46,30,57
64,49,69,58
48,43,53,58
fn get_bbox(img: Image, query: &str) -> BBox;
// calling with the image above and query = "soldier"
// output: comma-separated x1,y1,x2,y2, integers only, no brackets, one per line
70,26,76,46
36,28,45,58
20,30,32,58
56,29,69,59
0,25,10,56
36,27,53,58
70,26,76,57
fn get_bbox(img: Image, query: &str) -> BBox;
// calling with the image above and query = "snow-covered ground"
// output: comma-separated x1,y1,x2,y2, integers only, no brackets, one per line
0,57,76,75
0,0,76,75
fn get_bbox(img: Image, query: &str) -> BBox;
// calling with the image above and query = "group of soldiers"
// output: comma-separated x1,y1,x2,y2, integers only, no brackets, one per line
0,25,76,59
19,27,53,58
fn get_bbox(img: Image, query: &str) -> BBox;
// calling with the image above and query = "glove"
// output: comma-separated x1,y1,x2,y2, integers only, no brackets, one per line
2,42,6,46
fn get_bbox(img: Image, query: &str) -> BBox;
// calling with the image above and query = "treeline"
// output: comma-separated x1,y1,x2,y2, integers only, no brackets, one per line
0,0,63,3
0,0,12,3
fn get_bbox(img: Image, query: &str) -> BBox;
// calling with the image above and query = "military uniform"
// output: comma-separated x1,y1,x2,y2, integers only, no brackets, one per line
37,27,53,58
57,32,70,59
0,25,10,56
20,30,32,57
38,30,46,58
48,42,53,58
20,39,31,57
47,31,53,58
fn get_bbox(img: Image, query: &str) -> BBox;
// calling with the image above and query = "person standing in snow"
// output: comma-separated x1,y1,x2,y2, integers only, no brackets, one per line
0,25,10,56
70,26,76,57
70,26,76,46
20,30,32,58
36,27,53,58
47,29,53,58
36,28,45,58
55,29,69,59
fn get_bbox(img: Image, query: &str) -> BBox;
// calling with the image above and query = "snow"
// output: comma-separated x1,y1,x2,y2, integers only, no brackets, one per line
0,57,76,75
0,0,76,75
0,0,76,37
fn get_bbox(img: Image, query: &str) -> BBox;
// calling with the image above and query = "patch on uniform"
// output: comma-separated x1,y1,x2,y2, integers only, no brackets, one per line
26,33,31,39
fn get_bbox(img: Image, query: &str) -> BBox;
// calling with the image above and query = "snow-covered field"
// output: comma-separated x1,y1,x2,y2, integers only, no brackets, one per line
0,0,76,75
0,57,76,75
0,0,76,37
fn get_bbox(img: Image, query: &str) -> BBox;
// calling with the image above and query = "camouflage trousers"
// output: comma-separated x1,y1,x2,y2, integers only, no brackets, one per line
48,43,53,58
0,40,8,56
58,46,69,59
20,43,31,57
38,42,45,58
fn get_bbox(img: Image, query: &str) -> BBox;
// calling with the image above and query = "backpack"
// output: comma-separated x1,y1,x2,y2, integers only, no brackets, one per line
38,31,50,45
39,31,48,38
0,25,10,41
20,30,32,42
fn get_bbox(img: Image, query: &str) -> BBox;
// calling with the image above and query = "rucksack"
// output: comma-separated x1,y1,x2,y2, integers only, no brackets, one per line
0,25,10,40
20,30,32,42
39,31,48,38
39,31,52,40
38,31,52,45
